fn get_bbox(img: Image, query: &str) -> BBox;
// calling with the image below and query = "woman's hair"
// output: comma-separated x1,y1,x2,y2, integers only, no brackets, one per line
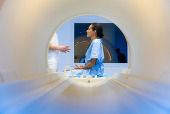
91,23,104,38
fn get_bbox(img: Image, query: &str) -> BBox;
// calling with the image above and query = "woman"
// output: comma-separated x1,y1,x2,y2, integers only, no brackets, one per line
68,23,104,78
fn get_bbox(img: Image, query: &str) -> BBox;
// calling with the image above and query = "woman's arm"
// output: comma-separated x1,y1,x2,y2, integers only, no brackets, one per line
74,58,97,69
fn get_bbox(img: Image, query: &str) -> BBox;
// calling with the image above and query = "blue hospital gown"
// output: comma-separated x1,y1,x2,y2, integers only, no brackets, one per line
67,39,104,78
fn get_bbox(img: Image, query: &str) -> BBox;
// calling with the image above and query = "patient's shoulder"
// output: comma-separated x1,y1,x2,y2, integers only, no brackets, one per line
93,39,102,44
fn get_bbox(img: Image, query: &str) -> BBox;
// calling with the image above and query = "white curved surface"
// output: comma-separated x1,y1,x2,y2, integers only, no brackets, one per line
0,0,170,113
0,0,169,79
0,73,170,114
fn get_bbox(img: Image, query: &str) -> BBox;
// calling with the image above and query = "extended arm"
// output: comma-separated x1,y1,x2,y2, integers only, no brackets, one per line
49,44,70,53
74,58,97,69
49,44,60,50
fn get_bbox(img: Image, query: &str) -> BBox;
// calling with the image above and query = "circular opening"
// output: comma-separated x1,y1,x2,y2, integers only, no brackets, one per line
47,14,131,84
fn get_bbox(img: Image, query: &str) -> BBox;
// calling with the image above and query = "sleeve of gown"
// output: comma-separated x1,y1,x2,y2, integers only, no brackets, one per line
90,41,101,59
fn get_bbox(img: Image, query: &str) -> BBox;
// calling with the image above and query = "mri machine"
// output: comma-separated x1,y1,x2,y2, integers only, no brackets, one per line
0,0,170,114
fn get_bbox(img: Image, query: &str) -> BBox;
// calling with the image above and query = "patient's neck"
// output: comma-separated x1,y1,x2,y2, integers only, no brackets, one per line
91,36,98,42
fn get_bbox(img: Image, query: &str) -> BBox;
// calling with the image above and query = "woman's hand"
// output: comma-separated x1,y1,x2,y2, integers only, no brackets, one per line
74,58,96,69
74,65,83,69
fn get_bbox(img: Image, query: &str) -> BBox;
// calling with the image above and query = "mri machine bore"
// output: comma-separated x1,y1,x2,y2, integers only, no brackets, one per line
0,0,170,114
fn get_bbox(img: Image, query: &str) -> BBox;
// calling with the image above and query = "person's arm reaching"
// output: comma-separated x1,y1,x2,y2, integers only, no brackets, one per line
74,58,97,69
49,44,60,50
49,44,71,53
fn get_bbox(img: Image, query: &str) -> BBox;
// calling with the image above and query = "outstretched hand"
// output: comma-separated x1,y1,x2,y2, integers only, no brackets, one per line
74,65,83,69
59,45,71,53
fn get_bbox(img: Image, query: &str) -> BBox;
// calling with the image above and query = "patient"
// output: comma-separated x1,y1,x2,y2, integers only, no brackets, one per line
68,23,105,78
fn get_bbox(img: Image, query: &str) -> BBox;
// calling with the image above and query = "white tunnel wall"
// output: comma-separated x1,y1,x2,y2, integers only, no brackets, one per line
0,0,170,80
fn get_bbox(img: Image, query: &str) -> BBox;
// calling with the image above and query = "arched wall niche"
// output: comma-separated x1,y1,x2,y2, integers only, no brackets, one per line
47,14,131,76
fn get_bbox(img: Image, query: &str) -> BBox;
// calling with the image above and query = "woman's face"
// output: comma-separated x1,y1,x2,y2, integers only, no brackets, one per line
86,24,96,38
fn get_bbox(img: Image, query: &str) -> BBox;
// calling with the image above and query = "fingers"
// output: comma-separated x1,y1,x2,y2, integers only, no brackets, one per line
62,51,69,53
76,65,80,68
59,45,71,53
75,65,79,67
64,47,71,52
74,67,81,69
65,49,70,51
74,67,79,69
65,46,71,49
65,48,71,50
74,66,79,69
74,65,83,69
64,46,70,48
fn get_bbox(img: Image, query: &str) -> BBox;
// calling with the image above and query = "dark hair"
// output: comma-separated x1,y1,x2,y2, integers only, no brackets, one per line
91,23,104,38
